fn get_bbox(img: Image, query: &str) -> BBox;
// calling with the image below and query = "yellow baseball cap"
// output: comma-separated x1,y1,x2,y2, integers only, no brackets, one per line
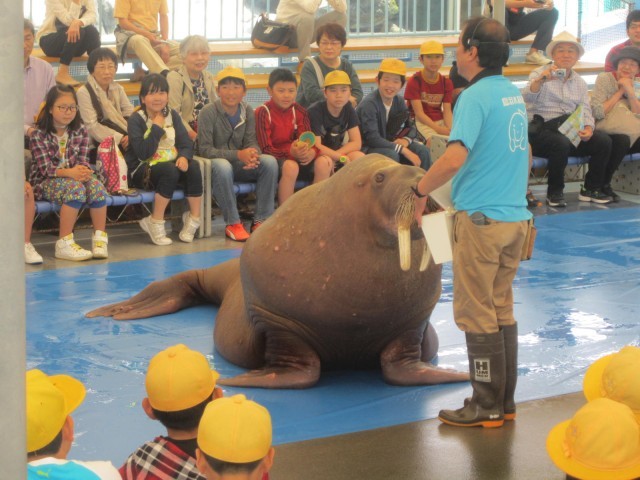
583,345,640,422
546,398,640,480
324,70,351,87
378,58,407,76
420,40,445,56
145,344,220,412
198,394,272,463
216,66,246,83
26,369,86,453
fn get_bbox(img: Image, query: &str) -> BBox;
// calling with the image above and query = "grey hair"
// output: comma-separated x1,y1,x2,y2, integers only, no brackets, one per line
180,35,210,57
24,18,35,35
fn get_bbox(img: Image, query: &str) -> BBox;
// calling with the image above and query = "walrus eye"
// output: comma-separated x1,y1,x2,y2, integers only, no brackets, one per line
374,173,385,183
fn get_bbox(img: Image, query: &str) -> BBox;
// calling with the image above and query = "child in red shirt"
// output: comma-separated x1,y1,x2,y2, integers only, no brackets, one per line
404,40,453,143
255,68,331,204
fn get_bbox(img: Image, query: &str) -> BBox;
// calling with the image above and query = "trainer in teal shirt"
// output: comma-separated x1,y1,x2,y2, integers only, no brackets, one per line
450,74,531,222
413,17,534,430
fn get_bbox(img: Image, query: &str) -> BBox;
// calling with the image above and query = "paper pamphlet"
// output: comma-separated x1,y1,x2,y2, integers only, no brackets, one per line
420,179,456,264
558,105,584,147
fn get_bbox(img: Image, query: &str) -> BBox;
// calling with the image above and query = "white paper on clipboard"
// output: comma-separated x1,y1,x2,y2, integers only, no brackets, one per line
420,180,456,264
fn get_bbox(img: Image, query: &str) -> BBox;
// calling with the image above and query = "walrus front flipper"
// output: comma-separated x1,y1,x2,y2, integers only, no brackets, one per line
218,329,321,389
86,271,205,320
381,330,470,386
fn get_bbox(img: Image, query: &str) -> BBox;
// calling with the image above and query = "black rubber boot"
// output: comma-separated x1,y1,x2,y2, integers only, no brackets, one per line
502,323,518,421
438,331,506,428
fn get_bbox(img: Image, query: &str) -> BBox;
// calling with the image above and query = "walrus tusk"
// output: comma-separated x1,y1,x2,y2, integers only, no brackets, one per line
419,242,431,272
398,226,411,271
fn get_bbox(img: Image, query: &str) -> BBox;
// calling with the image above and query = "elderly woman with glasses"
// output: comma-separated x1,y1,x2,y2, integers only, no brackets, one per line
77,48,134,156
167,35,217,141
296,22,363,108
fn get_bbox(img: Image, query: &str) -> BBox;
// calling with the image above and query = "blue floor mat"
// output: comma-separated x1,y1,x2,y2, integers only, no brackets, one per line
26,207,640,465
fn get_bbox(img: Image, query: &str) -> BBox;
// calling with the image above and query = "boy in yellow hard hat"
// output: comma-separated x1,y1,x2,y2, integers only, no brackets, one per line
120,344,222,479
307,70,365,174
26,369,121,479
196,394,274,480
404,40,454,143
356,58,431,170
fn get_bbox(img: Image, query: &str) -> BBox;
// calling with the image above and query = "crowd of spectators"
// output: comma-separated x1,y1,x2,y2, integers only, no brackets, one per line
22,7,640,263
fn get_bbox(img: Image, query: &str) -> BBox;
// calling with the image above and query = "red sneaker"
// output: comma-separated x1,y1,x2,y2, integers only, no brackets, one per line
225,223,250,242
250,221,263,233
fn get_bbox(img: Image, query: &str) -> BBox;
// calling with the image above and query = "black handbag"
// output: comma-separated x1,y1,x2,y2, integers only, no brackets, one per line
251,13,295,51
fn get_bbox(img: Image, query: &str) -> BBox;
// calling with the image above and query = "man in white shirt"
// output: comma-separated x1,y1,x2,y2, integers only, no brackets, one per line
276,0,347,62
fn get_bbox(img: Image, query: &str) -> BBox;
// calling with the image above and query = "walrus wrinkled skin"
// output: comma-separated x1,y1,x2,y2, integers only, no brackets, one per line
87,155,469,388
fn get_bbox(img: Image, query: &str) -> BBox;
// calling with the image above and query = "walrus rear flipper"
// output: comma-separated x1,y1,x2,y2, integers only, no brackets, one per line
381,331,470,386
218,331,322,389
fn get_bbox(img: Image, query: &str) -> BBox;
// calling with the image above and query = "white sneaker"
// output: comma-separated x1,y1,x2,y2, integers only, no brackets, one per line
178,211,201,243
92,230,109,259
24,243,43,265
525,50,552,65
140,215,172,246
55,234,92,261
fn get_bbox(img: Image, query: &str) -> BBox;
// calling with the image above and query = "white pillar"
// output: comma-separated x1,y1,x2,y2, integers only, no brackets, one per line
0,2,27,479
493,0,506,25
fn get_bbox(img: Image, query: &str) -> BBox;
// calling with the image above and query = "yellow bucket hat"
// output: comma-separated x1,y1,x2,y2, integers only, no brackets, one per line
546,398,640,480
583,345,640,422
420,40,445,56
26,369,86,453
198,394,272,463
324,70,351,87
378,58,407,77
145,344,220,412
216,66,246,83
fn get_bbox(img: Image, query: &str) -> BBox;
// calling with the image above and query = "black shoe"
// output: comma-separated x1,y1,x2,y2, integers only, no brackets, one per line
546,192,567,208
602,184,620,203
438,331,506,428
578,185,612,204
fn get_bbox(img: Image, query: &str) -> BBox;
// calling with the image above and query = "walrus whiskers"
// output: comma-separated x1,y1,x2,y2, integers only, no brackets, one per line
396,192,416,271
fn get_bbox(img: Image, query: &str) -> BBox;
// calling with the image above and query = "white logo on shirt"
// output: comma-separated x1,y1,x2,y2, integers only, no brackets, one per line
508,109,528,153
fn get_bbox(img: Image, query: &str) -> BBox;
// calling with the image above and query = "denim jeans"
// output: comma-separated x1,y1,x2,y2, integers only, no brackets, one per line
210,154,278,225
367,141,431,171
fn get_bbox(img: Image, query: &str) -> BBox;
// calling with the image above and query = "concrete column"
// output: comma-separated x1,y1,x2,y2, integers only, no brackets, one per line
493,0,506,25
0,2,26,479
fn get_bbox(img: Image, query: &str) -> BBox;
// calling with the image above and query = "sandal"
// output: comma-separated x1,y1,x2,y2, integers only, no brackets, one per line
526,191,542,208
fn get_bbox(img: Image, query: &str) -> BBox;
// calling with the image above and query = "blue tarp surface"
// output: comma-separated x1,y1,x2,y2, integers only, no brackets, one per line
26,207,640,464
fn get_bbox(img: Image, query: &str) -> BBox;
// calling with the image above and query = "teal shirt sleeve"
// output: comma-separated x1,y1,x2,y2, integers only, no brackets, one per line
448,91,485,153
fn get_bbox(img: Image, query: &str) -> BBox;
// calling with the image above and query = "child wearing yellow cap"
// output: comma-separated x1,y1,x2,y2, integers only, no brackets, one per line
120,344,222,480
404,40,454,142
196,394,274,480
356,58,431,170
197,66,279,242
546,398,640,480
307,70,365,174
26,369,121,479
583,345,640,422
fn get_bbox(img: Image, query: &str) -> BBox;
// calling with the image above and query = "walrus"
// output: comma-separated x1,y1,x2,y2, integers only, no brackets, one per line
87,155,469,388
